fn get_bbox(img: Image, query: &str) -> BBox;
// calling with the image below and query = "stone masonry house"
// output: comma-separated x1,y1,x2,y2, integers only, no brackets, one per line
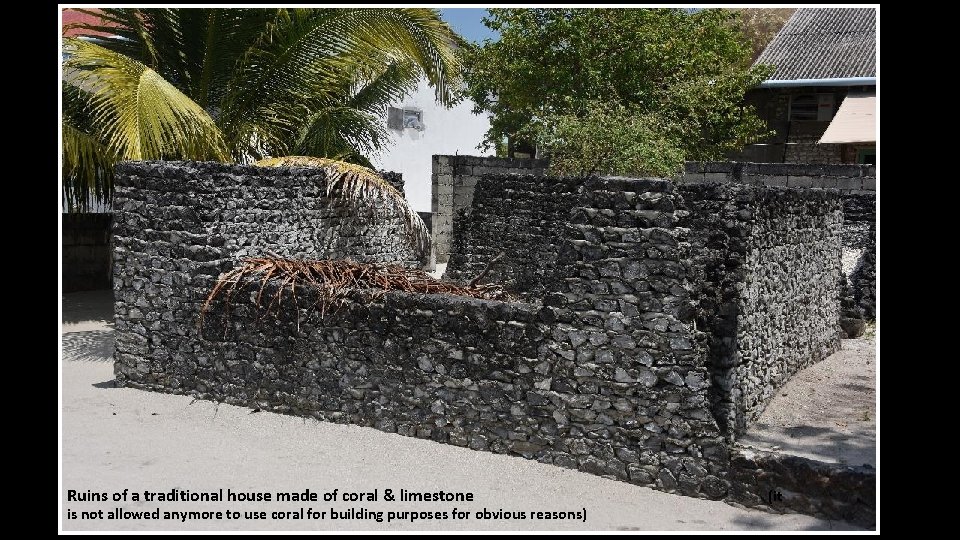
738,8,877,164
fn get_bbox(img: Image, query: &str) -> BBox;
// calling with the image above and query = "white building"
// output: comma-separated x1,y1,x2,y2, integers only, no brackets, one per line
370,78,493,213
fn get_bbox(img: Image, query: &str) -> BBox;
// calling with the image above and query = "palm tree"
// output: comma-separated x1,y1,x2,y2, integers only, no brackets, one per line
62,8,462,212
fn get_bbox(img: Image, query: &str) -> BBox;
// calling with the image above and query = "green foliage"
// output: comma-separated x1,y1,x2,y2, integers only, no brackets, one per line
462,8,772,177
62,8,462,211
731,8,796,61
528,101,685,177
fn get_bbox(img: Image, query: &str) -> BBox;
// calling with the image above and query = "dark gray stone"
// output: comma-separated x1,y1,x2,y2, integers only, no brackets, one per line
112,160,851,518
729,447,875,528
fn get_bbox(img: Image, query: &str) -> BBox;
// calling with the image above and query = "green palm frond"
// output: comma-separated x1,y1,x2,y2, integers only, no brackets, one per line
69,8,281,111
347,61,421,115
254,156,429,253
221,8,461,160
61,8,463,224
293,106,388,164
63,38,229,162
62,121,116,213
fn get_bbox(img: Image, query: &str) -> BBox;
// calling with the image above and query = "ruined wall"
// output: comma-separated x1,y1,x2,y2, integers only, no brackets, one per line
681,162,876,324
445,175,844,437
444,175,581,296
379,170,404,195
850,229,876,320
115,171,730,499
112,161,425,267
113,164,846,510
840,192,875,250
729,447,876,528
431,155,548,269
678,183,843,435
112,160,427,380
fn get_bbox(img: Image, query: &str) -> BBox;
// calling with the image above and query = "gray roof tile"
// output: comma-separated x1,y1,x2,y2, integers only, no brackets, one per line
755,8,876,81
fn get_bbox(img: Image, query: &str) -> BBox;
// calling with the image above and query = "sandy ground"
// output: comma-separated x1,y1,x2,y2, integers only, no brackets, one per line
428,262,447,280
739,335,877,467
61,290,861,531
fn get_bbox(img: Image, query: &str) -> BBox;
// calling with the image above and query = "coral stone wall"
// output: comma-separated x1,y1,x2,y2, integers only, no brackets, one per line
196,280,728,498
444,175,581,296
729,447,876,527
850,229,876,320
678,184,843,435
445,175,844,438
115,168,730,499
113,163,845,508
681,161,875,324
431,155,548,268
112,160,427,388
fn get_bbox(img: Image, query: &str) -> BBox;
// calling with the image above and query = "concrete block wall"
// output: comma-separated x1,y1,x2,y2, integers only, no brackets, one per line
679,162,875,195
431,155,548,269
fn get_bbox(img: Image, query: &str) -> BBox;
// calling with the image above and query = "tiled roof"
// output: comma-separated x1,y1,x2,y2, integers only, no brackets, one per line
755,8,876,81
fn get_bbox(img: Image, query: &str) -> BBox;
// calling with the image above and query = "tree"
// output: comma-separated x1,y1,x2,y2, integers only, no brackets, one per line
462,8,771,177
62,8,462,211
732,8,796,62
531,101,686,178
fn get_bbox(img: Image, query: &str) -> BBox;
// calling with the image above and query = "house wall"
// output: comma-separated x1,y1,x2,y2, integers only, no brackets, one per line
783,122,843,164
370,79,494,214
115,169,733,500
737,87,875,164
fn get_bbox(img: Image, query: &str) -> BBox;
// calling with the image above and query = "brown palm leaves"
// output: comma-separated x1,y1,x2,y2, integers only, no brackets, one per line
254,156,429,253
200,257,513,331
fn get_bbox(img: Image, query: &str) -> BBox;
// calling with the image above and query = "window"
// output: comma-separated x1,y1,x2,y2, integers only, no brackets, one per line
387,107,424,131
790,94,835,121
403,109,423,129
857,148,876,165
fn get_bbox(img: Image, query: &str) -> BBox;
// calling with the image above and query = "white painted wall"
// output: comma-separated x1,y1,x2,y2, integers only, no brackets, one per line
370,78,493,212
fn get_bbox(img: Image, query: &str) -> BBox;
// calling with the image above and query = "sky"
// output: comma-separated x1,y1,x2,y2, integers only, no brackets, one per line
439,8,499,43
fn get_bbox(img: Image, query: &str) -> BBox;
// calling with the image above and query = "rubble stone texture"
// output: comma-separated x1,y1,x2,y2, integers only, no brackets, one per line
431,155,547,268
112,161,868,525
677,184,843,435
680,161,876,324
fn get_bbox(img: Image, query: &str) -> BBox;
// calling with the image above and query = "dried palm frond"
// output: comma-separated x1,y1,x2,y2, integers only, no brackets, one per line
254,156,429,254
200,257,512,332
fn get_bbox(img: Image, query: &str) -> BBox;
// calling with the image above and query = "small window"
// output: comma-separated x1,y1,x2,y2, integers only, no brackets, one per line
387,107,403,129
857,148,876,165
403,109,423,130
387,107,424,131
790,94,835,121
